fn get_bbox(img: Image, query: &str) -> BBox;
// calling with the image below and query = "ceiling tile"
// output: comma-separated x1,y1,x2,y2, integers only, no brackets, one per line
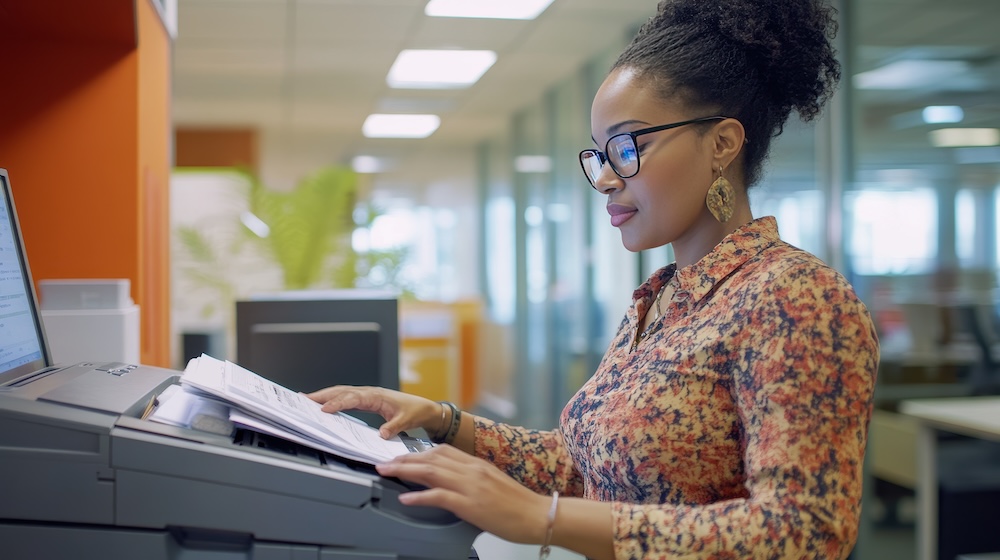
174,47,286,75
293,2,419,49
177,0,287,48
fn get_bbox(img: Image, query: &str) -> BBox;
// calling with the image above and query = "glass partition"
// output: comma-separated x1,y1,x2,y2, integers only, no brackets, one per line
849,1,1000,558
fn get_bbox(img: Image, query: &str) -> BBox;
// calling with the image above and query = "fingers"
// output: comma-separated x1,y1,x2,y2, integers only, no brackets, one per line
375,448,544,543
306,386,438,440
395,486,456,509
307,385,381,414
377,417,409,440
377,457,470,512
376,459,440,487
376,445,469,486
304,385,351,406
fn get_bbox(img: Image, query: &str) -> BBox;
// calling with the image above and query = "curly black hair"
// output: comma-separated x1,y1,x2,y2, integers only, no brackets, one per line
613,0,841,187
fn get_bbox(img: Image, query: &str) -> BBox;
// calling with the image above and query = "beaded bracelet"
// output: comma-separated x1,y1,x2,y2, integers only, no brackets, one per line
431,401,461,444
539,491,559,560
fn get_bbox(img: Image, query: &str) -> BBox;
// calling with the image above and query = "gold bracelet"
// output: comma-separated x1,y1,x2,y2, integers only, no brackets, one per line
539,491,559,560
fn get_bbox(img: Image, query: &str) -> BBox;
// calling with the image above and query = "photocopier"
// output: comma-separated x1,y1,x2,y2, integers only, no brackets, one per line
0,168,481,559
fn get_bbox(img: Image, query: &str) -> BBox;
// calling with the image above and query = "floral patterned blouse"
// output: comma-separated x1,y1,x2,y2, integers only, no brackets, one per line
474,216,879,560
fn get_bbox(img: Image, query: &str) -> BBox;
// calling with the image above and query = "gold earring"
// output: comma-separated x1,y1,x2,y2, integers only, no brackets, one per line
706,165,735,223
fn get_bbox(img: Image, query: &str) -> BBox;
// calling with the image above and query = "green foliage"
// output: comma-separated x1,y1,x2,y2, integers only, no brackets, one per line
246,167,359,290
174,166,413,315
176,226,216,264
354,247,414,297
174,224,237,320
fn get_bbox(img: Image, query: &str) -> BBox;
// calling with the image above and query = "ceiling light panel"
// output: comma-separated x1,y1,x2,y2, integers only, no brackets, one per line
929,128,1000,148
387,50,498,89
922,106,964,124
425,0,555,20
854,60,972,90
362,114,441,138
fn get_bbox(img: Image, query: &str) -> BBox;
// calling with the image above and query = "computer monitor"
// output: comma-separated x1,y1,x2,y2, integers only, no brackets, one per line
235,291,399,426
0,168,52,386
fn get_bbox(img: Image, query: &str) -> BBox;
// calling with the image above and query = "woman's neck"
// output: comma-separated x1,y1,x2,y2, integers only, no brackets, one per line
671,205,753,270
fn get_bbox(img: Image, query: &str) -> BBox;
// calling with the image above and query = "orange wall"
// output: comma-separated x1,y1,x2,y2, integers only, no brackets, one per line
0,44,138,280
0,0,172,366
138,0,173,367
175,128,259,172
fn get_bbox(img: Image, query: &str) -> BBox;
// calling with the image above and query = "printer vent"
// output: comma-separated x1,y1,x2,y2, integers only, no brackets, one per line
232,428,380,477
233,428,323,462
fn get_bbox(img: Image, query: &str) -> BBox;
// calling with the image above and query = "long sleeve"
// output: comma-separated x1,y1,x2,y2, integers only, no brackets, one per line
610,261,878,559
474,417,585,497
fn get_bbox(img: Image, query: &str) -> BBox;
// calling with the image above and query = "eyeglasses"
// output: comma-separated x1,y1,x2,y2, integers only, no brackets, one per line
579,116,728,189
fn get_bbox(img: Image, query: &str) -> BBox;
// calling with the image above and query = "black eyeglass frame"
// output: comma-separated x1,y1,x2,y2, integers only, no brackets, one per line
579,115,729,189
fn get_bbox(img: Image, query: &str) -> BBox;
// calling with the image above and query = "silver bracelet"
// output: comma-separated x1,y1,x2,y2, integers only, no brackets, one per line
539,491,559,560
431,401,461,444
435,401,448,440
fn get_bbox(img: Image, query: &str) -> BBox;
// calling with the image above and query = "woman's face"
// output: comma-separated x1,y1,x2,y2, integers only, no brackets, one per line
589,67,718,252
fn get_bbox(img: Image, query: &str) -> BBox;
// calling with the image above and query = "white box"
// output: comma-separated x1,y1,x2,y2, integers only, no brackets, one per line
41,305,141,365
39,279,133,311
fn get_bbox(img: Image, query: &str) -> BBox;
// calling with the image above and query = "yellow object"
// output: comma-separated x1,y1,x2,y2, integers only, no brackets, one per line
399,299,484,408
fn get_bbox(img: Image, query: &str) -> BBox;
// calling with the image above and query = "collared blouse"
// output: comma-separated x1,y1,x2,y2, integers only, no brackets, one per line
474,216,879,560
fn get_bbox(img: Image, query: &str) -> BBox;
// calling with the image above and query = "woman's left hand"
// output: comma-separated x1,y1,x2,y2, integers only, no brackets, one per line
376,444,551,545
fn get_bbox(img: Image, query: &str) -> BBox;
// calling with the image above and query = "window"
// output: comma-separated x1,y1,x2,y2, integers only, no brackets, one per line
846,188,937,275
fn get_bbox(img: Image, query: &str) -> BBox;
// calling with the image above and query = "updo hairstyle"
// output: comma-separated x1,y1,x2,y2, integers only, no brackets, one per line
613,0,842,187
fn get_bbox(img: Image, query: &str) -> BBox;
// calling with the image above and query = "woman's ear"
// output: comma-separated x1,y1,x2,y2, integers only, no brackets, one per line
712,118,746,168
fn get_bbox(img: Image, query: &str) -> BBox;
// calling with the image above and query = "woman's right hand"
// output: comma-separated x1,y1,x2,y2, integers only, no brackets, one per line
306,385,442,440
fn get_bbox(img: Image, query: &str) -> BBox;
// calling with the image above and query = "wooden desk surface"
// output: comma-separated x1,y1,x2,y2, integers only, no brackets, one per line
899,396,1000,441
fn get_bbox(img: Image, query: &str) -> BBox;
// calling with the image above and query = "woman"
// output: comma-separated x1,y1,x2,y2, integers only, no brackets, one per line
310,0,879,558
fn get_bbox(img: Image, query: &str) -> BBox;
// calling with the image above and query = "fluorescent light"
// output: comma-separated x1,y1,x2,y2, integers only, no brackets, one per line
425,0,554,19
515,155,552,173
891,106,967,129
922,106,964,124
352,156,385,174
929,128,1000,148
854,60,970,90
387,50,497,89
362,114,440,138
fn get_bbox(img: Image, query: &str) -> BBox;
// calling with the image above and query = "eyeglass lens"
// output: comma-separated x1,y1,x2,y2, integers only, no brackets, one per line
580,151,603,185
580,134,640,186
609,135,639,177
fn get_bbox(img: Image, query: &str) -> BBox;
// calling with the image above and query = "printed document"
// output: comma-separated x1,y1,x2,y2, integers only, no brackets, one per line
165,354,410,465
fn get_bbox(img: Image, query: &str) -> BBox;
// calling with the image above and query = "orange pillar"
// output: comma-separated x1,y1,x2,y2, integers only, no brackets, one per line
0,0,173,367
137,0,173,367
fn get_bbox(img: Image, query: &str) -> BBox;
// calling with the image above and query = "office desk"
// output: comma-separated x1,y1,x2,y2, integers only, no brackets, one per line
898,397,1000,560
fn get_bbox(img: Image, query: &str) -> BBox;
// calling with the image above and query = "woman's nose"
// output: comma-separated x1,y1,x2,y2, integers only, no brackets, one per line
593,164,624,194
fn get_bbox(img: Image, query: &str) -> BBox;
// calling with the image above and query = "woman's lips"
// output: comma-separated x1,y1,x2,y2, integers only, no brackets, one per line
607,204,637,227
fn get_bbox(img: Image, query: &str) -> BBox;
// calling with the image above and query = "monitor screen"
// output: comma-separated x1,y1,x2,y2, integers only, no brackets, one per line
246,322,383,391
0,169,50,385
235,291,399,426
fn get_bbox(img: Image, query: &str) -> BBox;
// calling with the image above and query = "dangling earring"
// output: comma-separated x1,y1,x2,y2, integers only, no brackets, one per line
706,165,735,223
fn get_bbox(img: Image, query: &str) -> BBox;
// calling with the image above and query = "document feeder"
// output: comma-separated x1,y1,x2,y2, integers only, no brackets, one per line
0,361,481,559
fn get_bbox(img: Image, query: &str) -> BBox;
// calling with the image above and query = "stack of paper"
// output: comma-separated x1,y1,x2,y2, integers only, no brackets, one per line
151,354,411,465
